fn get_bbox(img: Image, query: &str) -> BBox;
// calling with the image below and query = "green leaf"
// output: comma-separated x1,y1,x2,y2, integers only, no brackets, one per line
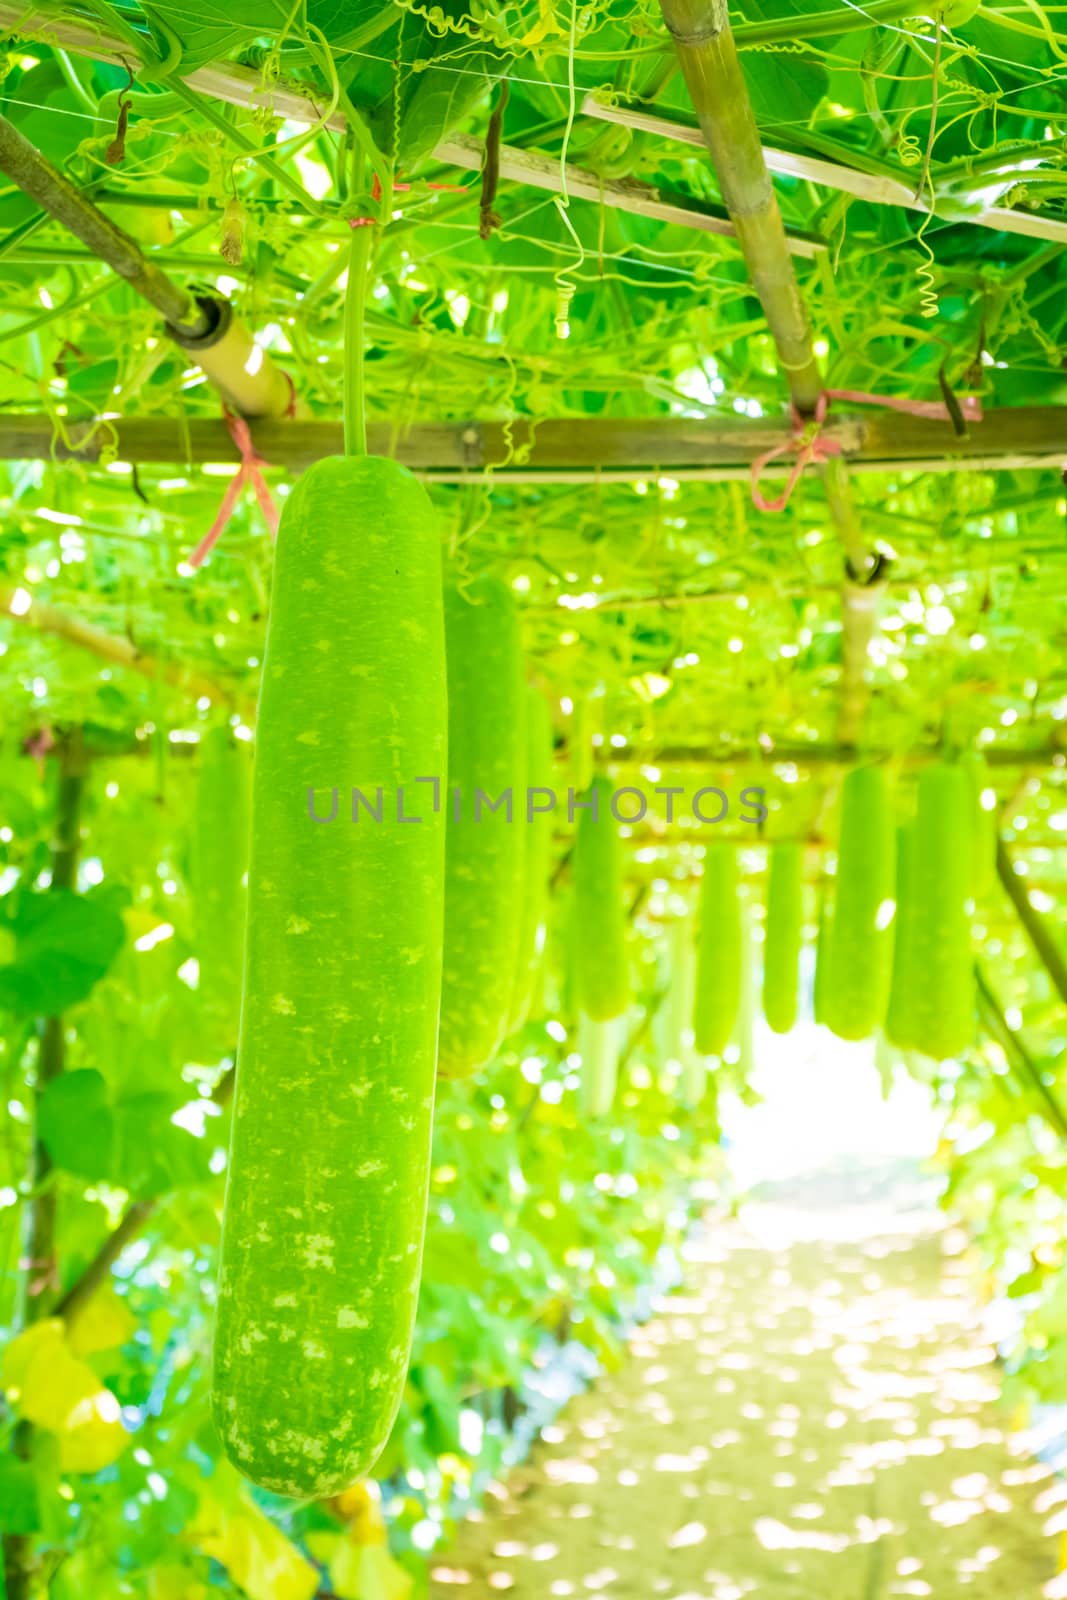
0,891,126,1015
38,1070,114,1181
113,1093,214,1196
39,1072,212,1195
397,44,502,165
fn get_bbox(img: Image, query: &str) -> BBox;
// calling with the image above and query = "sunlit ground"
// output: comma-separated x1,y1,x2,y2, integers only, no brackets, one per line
430,1027,1066,1598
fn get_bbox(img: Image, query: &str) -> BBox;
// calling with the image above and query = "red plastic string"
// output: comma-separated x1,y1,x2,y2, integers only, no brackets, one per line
749,387,984,513
824,387,983,423
349,171,469,227
750,393,841,514
188,410,280,569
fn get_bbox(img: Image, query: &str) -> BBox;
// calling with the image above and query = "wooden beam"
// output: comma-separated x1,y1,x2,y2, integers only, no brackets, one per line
583,96,1067,249
0,408,1064,474
602,742,1066,769
434,134,824,257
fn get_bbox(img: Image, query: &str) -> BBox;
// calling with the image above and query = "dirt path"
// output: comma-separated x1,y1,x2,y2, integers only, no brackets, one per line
429,1165,1066,1599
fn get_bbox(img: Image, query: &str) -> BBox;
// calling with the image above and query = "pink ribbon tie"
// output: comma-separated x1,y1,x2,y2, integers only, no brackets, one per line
350,171,469,226
749,388,984,513
750,393,841,514
188,410,280,569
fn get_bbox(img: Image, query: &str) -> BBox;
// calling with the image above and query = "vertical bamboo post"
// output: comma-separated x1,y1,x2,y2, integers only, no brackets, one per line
658,0,821,413
658,0,882,746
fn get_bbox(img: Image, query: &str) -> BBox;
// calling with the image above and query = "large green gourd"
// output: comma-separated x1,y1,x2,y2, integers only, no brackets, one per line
438,577,527,1076
192,727,251,1050
572,776,630,1021
902,762,974,1059
508,686,555,1032
763,841,803,1035
212,456,447,1499
885,822,918,1051
824,766,895,1042
665,913,695,1065
736,897,756,1079
578,1013,620,1119
693,842,742,1057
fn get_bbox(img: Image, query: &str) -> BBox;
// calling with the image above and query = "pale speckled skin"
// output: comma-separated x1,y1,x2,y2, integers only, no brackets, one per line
763,840,803,1035
573,776,630,1023
437,577,526,1077
886,822,917,1048
890,763,973,1060
824,765,895,1042
693,842,741,1056
211,456,447,1499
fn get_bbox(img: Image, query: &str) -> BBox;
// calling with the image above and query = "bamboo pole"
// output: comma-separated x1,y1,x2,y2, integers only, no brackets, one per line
582,96,1067,250
0,115,294,419
658,0,821,413
0,408,1062,472
434,134,824,257
656,0,881,746
0,4,824,260
0,114,207,337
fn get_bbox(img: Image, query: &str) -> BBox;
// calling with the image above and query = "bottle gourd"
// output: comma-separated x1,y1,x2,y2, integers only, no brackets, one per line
763,841,803,1035
824,766,895,1042
212,457,447,1499
508,686,555,1032
693,843,742,1057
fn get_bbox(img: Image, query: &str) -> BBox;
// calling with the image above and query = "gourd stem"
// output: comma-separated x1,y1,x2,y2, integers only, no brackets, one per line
343,224,373,458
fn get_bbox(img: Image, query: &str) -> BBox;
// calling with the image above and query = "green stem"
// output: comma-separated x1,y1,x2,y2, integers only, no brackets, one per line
738,0,921,45
3,734,86,1600
53,49,100,117
343,224,373,457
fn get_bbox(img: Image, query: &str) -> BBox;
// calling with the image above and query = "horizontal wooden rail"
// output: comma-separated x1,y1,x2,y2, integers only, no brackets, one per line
0,408,1063,477
603,742,1065,768
583,96,1067,249
434,134,823,256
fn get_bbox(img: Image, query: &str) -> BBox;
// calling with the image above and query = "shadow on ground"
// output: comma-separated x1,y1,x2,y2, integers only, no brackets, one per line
430,1160,1064,1599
